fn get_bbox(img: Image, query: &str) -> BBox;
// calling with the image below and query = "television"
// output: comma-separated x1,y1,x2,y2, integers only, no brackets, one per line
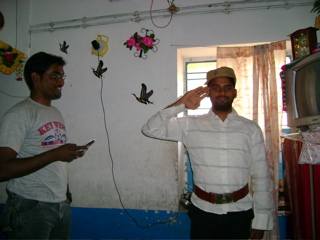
284,51,320,130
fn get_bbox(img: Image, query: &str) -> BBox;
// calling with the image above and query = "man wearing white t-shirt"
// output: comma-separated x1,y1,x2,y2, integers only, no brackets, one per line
0,52,88,239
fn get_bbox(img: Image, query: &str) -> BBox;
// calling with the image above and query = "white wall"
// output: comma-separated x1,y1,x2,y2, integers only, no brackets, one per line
0,0,317,210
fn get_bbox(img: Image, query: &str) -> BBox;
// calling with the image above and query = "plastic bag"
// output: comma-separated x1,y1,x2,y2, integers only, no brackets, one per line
298,131,320,165
282,131,320,165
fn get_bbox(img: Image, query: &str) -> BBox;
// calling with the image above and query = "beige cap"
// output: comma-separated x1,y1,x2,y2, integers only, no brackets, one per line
205,67,236,86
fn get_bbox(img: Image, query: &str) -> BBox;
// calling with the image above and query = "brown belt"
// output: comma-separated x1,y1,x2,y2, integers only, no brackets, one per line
194,184,249,204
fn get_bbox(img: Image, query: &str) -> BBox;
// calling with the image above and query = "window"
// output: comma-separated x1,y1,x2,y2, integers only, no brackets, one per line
185,61,216,116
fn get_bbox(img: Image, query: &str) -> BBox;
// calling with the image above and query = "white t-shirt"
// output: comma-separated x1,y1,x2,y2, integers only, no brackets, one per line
0,97,68,203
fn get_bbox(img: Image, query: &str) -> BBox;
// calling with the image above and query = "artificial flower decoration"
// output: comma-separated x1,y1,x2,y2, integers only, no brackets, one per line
0,41,25,78
124,28,159,59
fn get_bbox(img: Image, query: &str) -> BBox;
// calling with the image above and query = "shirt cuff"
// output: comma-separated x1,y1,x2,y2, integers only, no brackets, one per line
251,212,273,230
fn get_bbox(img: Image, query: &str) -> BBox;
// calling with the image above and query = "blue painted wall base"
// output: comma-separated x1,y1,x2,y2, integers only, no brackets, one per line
0,204,287,239
71,207,190,239
0,204,190,239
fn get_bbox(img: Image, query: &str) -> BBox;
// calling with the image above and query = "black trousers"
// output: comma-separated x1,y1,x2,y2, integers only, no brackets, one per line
188,204,254,239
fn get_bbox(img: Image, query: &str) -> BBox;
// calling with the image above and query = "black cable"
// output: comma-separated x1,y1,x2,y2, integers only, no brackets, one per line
97,58,181,228
0,90,26,98
150,0,173,29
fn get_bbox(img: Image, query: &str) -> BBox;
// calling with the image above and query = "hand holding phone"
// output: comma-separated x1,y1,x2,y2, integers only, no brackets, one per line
78,139,95,152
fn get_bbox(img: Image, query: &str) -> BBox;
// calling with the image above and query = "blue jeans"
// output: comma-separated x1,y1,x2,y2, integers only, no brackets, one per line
3,191,71,239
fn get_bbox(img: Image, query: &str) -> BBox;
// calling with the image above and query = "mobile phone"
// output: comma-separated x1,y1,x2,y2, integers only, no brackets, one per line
78,139,95,152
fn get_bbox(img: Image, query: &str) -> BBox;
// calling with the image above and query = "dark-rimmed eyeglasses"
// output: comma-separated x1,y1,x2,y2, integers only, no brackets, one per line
44,73,67,80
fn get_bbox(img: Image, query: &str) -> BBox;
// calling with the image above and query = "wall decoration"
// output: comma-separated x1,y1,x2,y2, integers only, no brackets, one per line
15,56,27,81
91,35,109,57
0,41,25,78
92,60,108,78
289,27,318,60
280,66,286,111
124,28,159,59
132,83,153,104
59,41,69,54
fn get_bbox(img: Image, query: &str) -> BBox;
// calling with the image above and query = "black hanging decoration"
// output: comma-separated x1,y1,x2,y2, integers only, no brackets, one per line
92,60,108,78
132,83,154,104
59,41,69,54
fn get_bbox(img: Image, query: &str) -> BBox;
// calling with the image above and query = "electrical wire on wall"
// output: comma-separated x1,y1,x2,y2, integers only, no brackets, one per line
150,0,179,28
92,45,182,229
29,1,313,34
0,90,26,98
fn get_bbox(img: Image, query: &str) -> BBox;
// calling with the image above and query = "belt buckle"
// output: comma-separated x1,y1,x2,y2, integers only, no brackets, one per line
215,193,233,204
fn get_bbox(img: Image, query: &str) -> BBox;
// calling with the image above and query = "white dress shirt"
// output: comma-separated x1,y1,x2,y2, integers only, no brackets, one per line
142,103,273,230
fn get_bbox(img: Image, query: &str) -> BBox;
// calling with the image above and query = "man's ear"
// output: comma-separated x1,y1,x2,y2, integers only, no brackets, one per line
31,72,40,85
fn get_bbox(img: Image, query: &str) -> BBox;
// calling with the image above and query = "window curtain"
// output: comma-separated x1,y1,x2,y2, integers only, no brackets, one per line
216,40,287,240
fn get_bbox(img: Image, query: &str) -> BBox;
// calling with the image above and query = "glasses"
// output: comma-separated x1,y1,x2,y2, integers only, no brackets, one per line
44,72,67,80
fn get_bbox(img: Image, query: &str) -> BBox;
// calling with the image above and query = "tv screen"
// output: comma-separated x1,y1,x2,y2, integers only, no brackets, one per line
295,60,320,118
284,51,320,129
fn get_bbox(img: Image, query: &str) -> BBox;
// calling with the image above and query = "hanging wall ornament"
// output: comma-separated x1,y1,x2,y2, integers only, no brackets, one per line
91,35,109,57
15,56,27,81
124,28,159,59
92,60,108,78
132,83,154,104
59,41,69,54
0,41,25,77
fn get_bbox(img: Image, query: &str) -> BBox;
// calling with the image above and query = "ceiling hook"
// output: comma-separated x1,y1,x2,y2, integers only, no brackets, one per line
132,11,141,23
82,17,87,29
284,2,290,10
49,22,55,32
223,2,231,14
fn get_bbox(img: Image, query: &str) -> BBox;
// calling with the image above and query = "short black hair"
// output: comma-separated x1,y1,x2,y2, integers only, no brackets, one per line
24,52,66,90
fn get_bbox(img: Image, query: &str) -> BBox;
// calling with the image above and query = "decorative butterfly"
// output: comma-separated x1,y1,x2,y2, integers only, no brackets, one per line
92,60,108,78
132,83,153,104
59,41,69,54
